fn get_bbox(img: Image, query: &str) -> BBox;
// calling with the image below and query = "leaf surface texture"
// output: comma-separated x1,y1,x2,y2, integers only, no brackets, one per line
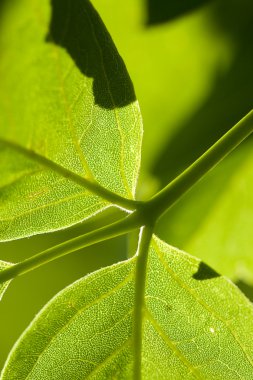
2,237,253,379
0,0,142,240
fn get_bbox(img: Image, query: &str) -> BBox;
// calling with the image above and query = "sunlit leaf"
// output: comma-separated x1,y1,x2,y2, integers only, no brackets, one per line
92,0,234,181
2,237,253,379
0,0,142,241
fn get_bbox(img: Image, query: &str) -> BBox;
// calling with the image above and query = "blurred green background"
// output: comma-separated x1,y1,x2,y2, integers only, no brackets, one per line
1,0,253,369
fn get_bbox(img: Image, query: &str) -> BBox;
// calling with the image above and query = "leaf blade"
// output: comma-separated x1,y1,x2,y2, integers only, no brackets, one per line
2,238,253,379
0,0,142,241
146,237,253,379
1,258,136,379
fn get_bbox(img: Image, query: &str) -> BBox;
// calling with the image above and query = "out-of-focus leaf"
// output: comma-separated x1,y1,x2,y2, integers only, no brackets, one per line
146,0,212,25
92,0,234,182
150,0,253,286
0,261,12,301
0,0,142,241
2,237,253,379
157,141,253,282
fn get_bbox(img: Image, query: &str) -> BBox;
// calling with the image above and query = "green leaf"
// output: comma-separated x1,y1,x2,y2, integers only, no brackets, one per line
3,236,253,379
92,0,234,179
184,146,253,283
157,143,253,282
0,0,142,241
0,261,12,301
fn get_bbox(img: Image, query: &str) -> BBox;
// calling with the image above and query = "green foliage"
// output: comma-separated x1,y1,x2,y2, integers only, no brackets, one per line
157,143,253,280
0,0,253,379
0,0,142,241
3,237,253,379
1,257,136,380
0,261,12,301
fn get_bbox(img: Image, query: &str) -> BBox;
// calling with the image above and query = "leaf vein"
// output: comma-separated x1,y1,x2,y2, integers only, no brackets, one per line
85,338,131,380
0,191,103,224
82,5,132,198
24,266,134,379
144,308,205,380
51,45,94,179
152,239,253,368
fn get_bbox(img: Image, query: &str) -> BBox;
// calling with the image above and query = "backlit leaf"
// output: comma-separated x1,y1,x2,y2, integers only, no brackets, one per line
0,0,142,241
2,237,253,379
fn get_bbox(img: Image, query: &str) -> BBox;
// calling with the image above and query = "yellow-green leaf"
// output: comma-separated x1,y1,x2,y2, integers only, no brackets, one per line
2,237,253,379
0,0,142,241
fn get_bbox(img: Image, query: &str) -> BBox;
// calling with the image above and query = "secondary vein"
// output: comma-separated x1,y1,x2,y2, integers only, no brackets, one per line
145,309,204,380
152,239,253,368
83,5,133,199
0,138,138,210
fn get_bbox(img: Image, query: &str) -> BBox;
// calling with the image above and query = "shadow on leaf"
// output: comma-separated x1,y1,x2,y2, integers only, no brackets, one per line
46,0,136,109
235,280,253,303
193,261,220,280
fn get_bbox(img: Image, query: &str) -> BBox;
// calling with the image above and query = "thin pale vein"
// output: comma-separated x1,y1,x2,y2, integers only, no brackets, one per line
0,191,102,224
52,45,94,179
85,338,131,380
0,169,42,192
82,5,132,198
24,266,134,378
152,240,253,368
145,308,204,380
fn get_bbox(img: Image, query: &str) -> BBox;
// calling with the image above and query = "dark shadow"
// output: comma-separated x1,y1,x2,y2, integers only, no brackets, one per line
0,0,7,19
235,280,253,303
0,0,6,9
152,0,253,186
152,57,253,185
146,0,212,25
193,262,220,280
154,0,253,251
46,0,136,109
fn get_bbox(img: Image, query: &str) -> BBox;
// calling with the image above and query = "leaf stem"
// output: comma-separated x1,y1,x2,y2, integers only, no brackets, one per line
147,109,253,219
0,138,140,211
0,212,142,283
133,224,154,380
1,111,253,284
